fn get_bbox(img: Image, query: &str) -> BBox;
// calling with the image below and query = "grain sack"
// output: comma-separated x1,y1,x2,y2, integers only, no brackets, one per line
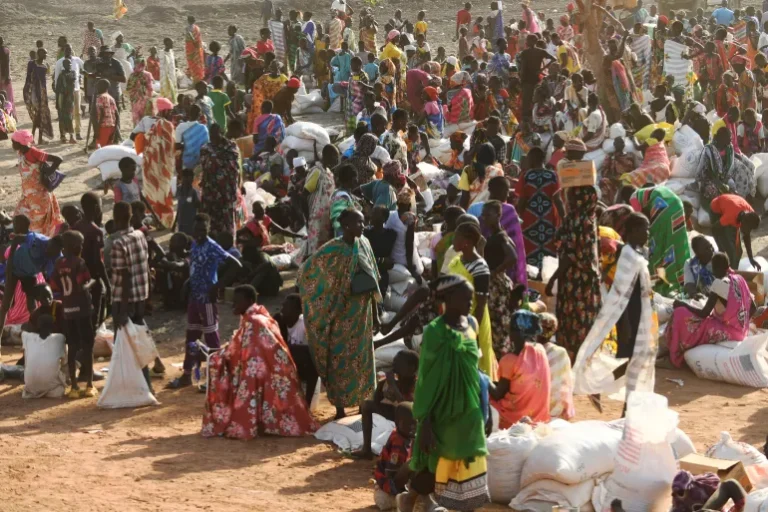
511,478,596,512
487,423,539,504
684,334,768,388
88,145,143,168
706,431,768,466
284,121,331,147
671,147,702,178
22,332,66,399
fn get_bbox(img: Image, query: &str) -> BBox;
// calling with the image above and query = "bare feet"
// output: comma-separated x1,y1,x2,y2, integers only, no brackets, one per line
351,449,374,460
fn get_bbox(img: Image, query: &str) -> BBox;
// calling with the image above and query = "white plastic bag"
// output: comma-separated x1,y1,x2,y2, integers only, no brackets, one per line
99,160,123,181
98,320,159,409
284,121,331,147
93,323,115,358
22,332,66,398
596,393,678,512
314,413,395,453
684,334,768,388
520,420,623,487
706,431,768,466
511,478,595,511
671,147,702,178
88,145,143,168
488,423,539,504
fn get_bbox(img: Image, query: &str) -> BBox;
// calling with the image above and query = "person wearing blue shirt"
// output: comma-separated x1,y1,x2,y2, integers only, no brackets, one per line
166,213,241,389
176,104,210,172
6,215,54,314
712,0,735,26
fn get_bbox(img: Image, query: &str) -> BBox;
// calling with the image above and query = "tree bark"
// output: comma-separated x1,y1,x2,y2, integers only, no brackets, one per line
577,0,622,124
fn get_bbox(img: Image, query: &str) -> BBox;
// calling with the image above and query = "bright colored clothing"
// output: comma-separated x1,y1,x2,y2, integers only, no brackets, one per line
491,343,551,428
185,24,205,82
248,74,288,135
142,118,176,229
15,147,61,236
711,194,754,227
622,142,671,188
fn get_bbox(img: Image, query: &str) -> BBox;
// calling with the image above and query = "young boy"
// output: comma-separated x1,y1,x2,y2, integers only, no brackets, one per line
208,75,232,132
73,192,111,333
364,53,380,82
275,293,318,406
113,157,141,204
174,168,199,236
373,403,416,511
93,78,117,148
166,214,242,389
414,11,428,38
154,232,190,311
49,230,97,398
354,349,419,459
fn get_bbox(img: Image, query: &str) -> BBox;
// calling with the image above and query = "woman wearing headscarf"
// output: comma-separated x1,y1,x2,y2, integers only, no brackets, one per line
698,126,757,214
126,59,155,125
421,86,445,139
142,99,176,229
546,140,601,358
330,164,360,237
10,130,63,236
299,208,380,420
185,16,206,82
458,142,504,208
348,132,379,186
23,48,53,144
297,144,340,264
444,131,468,172
557,15,574,42
630,184,691,295
407,274,490,512
376,58,398,111
445,71,474,126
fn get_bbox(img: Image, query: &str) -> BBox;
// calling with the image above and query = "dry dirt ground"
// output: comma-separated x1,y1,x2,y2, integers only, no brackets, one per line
2,0,768,511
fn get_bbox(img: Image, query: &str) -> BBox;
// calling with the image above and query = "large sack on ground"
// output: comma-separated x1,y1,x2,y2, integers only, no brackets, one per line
88,145,143,168
284,121,331,147
745,488,768,512
98,320,159,409
487,423,539,504
706,431,768,466
664,178,695,195
520,420,623,487
595,392,678,512
22,332,66,398
697,207,712,227
280,135,319,153
684,334,768,388
671,146,702,178
673,124,704,156
511,478,596,511
314,413,395,454
759,172,768,197
374,338,407,372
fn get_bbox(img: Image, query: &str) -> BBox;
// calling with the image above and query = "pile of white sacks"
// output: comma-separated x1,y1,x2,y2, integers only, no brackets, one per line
279,121,332,164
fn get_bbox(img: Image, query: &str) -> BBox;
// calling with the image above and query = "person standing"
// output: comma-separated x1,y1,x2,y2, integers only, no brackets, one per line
53,44,84,140
10,130,62,237
0,37,15,120
55,59,77,144
185,15,206,82
455,2,473,41
160,38,178,103
517,34,556,119
299,208,380,420
141,99,177,230
199,124,241,238
93,79,118,148
81,22,104,59
297,144,339,263
225,25,246,86
126,58,154,125
23,48,53,144
73,192,111,333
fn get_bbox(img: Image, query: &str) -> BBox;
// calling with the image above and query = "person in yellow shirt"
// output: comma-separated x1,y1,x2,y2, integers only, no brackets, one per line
552,33,580,74
414,11,428,38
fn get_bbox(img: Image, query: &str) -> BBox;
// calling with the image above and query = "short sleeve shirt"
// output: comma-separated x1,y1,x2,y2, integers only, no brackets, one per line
208,89,231,130
189,237,231,302
710,194,754,227
49,256,93,318
73,220,105,275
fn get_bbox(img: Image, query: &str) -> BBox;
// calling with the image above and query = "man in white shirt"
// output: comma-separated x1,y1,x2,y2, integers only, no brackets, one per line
53,44,85,140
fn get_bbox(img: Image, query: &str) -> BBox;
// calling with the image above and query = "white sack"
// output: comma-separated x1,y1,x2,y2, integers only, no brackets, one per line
672,124,704,156
88,145,143,168
664,178,695,195
684,334,768,388
706,431,768,466
671,146,702,178
99,160,123,182
22,332,66,398
284,121,331,147
487,423,539,504
314,413,395,454
511,478,596,511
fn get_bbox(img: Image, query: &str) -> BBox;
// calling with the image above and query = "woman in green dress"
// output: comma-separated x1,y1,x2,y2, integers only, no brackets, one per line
299,208,380,419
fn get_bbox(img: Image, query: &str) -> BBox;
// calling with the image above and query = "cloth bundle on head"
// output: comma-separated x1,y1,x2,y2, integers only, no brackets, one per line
382,160,403,179
560,14,570,23
423,86,439,101
156,97,174,112
293,157,307,168
658,15,669,25
450,130,468,144
11,130,34,147
446,56,458,66
387,30,401,42
450,71,472,87
554,130,572,143
539,312,558,341
287,77,302,89
564,137,587,152
511,310,543,338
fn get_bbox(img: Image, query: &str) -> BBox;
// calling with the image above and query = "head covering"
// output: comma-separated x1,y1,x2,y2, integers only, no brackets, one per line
423,86,439,101
156,97,174,112
511,310,543,338
382,160,403,179
567,2,575,10
404,45,417,52
732,55,747,65
287,77,301,89
434,274,471,295
539,312,558,341
560,14,570,23
450,71,472,87
450,131,468,144
691,101,707,114
658,15,669,25
11,130,34,147
293,156,307,168
133,58,146,72
387,29,401,42
554,130,572,143
355,133,378,157
564,137,587,152
499,89,509,98
446,56,458,66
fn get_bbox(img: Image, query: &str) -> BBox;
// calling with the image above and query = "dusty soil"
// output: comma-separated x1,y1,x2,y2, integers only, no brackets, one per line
2,0,768,511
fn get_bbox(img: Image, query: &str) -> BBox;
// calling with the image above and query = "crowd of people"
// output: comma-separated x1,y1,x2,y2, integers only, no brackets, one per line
3,0,768,510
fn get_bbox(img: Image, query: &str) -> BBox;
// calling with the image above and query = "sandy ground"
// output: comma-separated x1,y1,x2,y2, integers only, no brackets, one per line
2,0,768,510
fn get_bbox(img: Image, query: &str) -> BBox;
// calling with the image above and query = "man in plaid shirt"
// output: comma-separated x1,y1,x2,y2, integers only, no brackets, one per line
110,201,154,389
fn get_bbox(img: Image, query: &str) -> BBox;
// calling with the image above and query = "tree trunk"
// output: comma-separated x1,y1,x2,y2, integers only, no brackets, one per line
577,0,622,124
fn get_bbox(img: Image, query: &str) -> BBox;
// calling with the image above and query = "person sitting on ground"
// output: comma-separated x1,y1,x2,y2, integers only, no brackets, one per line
666,252,756,368
274,293,318,406
538,313,575,420
354,349,419,460
373,403,416,511
489,310,551,428
201,285,318,439
683,235,716,299
710,193,761,271
6,215,50,315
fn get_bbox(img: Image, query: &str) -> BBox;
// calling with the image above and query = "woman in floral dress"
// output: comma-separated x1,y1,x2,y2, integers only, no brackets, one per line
126,59,155,125
202,285,318,439
200,124,241,237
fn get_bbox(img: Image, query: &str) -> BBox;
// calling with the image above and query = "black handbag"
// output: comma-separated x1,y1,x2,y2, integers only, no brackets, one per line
40,162,65,191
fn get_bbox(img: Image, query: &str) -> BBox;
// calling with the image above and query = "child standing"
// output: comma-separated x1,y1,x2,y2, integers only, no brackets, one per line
373,403,416,511
49,230,97,398
208,75,232,131
275,293,318,406
146,46,161,81
174,168,199,236
93,79,117,148
364,53,379,82
113,157,141,204
55,59,77,144
204,41,227,83
354,349,419,459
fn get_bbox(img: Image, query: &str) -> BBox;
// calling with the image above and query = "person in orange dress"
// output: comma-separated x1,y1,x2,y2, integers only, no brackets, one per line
185,15,206,82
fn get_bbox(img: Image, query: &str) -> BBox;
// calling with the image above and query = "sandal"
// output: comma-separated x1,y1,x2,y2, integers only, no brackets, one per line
67,387,82,399
81,387,99,398
165,375,192,390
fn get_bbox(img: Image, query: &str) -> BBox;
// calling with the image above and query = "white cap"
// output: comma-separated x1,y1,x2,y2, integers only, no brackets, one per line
446,56,458,65
293,157,307,168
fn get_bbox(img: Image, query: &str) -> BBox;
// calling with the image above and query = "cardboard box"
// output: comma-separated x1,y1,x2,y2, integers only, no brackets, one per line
679,453,753,492
557,160,596,188
735,270,765,306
